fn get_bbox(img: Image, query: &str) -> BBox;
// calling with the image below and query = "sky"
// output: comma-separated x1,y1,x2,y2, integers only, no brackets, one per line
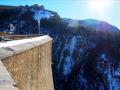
0,0,120,29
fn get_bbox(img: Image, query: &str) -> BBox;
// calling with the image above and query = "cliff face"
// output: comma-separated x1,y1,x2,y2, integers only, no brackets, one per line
0,5,120,90
51,28,120,90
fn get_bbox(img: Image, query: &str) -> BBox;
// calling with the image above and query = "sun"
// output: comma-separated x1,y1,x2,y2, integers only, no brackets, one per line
89,0,113,13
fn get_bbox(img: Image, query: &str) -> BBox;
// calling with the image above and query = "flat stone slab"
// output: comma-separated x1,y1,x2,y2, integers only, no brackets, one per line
0,61,16,85
0,85,19,90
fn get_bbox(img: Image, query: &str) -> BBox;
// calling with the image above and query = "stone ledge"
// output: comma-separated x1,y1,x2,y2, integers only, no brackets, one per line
0,35,52,60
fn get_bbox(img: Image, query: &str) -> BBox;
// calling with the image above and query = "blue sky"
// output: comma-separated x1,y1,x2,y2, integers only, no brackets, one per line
0,0,120,29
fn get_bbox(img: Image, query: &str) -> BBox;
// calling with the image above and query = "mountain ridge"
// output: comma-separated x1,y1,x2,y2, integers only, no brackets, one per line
63,18,120,32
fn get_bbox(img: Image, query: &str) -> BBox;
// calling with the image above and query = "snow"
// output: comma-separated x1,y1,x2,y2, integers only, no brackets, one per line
107,68,120,90
100,53,108,61
101,54,106,59
57,36,77,74
34,10,53,21
61,36,77,76
114,65,120,76
69,36,77,54
0,35,49,48
97,52,120,90
68,19,80,27
101,58,120,90
63,56,73,76
78,71,87,85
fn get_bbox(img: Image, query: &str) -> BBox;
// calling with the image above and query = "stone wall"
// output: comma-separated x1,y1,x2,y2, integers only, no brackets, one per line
0,35,54,90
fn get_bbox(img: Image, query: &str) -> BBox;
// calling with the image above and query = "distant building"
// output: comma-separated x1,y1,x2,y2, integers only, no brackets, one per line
8,24,15,34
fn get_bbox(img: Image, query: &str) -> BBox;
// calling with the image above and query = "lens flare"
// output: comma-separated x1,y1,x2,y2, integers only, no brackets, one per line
89,0,113,13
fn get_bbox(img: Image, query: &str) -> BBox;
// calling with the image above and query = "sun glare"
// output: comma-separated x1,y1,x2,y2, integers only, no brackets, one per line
89,0,113,13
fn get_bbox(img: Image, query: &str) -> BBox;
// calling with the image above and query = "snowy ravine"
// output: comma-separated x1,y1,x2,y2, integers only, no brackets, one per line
51,30,120,90
0,5,120,90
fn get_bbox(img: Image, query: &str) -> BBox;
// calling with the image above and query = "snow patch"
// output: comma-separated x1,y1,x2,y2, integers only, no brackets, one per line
33,10,53,21
69,36,77,54
63,56,74,76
